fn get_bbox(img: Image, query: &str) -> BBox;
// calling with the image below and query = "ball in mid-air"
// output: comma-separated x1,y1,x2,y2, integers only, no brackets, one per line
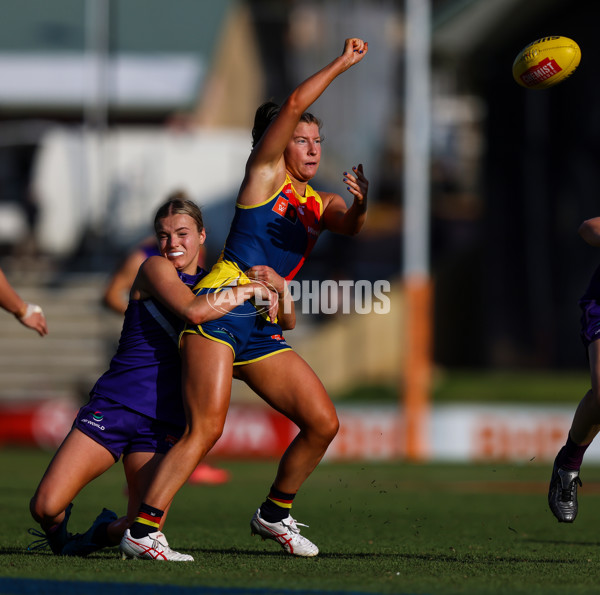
512,36,581,89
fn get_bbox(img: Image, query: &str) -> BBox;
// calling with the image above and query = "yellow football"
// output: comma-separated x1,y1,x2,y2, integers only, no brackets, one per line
512,36,581,90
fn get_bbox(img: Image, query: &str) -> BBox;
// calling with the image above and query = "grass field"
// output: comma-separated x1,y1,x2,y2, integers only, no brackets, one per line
2,447,600,594
338,369,591,405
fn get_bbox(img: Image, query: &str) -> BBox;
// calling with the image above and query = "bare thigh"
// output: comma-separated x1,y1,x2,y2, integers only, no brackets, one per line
31,428,116,522
236,350,337,433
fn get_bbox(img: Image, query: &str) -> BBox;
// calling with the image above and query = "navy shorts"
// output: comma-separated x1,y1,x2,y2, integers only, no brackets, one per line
183,288,292,365
73,394,183,461
579,299,600,348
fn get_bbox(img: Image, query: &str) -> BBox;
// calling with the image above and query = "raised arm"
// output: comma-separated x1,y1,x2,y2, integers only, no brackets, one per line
240,38,368,204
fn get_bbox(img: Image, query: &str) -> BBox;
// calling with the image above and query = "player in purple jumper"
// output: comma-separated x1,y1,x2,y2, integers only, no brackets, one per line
29,194,286,559
549,217,600,522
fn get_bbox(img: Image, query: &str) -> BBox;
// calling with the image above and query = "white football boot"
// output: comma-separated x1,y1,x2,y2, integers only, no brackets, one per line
120,528,193,561
250,508,319,557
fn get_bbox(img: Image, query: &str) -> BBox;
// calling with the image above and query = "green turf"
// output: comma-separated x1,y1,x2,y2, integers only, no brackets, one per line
336,368,590,405
3,447,600,594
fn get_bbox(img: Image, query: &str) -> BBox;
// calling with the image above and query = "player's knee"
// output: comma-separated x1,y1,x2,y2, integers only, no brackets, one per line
311,410,339,445
588,387,600,407
29,495,41,523
29,493,60,524
323,412,340,443
182,419,224,452
203,424,224,450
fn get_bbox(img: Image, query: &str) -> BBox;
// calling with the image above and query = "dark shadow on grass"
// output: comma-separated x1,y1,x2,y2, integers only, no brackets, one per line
192,548,287,558
187,547,585,564
523,538,600,547
10,545,594,565
1,547,32,555
7,546,121,557
190,547,405,559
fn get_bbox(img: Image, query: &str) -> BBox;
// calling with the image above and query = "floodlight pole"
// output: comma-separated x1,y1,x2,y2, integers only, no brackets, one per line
402,0,433,461
84,0,111,266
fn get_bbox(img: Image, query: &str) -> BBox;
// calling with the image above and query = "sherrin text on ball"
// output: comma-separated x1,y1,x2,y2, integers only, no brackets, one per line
512,36,581,89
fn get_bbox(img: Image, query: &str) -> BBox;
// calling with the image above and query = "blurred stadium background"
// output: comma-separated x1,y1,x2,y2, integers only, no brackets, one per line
0,0,598,465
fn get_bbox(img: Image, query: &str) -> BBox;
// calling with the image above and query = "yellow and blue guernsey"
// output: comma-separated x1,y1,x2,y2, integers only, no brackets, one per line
224,175,323,280
186,175,324,364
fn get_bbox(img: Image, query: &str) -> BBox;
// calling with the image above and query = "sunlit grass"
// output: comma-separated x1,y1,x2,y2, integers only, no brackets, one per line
3,448,600,594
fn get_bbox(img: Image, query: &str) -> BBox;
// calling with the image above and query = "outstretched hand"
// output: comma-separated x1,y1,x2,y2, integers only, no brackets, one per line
344,164,368,210
18,303,48,337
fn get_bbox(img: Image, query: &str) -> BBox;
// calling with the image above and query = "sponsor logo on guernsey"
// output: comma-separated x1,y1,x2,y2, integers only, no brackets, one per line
272,196,298,224
520,57,562,86
272,196,288,215
92,411,104,422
